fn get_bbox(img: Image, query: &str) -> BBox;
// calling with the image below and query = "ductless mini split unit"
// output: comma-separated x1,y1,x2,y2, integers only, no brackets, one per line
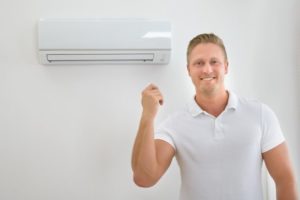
38,18,171,64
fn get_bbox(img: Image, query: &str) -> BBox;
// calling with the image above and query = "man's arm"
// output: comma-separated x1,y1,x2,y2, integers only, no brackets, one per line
262,142,298,200
131,84,175,187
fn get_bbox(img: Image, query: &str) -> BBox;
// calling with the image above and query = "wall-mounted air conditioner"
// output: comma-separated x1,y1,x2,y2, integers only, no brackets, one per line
38,18,171,65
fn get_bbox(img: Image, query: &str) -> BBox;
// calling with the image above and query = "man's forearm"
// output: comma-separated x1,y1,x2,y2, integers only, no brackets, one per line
131,115,159,183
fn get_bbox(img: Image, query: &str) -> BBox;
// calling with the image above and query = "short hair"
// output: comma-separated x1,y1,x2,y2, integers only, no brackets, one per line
187,33,228,64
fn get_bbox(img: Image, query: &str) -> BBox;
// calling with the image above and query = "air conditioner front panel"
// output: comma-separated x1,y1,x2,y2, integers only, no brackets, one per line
38,19,171,50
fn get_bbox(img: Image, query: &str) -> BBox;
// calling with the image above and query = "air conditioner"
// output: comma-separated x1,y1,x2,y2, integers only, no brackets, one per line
38,18,171,65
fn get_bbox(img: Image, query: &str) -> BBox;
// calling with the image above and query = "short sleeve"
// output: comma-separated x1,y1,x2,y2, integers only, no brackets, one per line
154,118,176,150
261,104,285,153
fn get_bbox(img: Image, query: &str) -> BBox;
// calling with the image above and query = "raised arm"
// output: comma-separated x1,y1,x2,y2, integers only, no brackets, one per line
131,84,175,187
263,142,299,200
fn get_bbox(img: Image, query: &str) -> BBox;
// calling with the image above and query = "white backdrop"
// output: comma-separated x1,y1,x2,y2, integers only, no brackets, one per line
0,0,299,199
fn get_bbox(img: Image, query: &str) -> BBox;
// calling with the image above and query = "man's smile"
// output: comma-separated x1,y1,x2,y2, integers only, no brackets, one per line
200,77,216,81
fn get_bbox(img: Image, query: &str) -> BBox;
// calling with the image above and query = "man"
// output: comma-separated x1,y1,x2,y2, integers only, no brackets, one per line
131,33,298,199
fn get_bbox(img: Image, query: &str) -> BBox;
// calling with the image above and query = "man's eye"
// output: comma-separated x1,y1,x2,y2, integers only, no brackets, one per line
195,61,203,66
211,60,219,65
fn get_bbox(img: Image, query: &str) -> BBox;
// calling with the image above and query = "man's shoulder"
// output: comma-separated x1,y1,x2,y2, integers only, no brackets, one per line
234,93,264,109
167,108,190,121
158,105,191,127
234,93,277,118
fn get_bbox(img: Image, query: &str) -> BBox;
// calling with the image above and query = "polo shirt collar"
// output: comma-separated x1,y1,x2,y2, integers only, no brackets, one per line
225,91,238,111
188,91,238,117
188,96,205,117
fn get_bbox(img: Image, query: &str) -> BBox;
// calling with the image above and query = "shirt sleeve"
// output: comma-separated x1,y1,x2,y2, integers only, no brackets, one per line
154,118,176,150
261,104,285,153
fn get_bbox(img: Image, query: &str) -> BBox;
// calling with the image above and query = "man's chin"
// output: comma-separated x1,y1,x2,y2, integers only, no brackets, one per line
198,86,218,96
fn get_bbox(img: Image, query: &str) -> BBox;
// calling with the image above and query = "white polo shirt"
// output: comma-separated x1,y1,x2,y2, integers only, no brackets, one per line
155,92,285,200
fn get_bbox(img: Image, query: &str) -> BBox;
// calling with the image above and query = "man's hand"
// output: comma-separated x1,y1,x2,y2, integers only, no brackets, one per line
141,84,164,119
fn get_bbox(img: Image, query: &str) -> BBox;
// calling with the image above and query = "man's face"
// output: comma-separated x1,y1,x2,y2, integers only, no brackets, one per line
187,43,228,96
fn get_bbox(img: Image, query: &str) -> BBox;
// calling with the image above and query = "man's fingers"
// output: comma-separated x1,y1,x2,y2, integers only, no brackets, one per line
142,84,164,105
152,93,163,105
143,84,161,95
146,83,159,90
149,91,164,105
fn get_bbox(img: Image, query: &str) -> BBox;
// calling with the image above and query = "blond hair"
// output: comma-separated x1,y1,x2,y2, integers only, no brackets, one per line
187,33,228,64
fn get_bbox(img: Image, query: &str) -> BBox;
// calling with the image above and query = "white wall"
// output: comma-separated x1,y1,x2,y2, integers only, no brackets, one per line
0,0,299,199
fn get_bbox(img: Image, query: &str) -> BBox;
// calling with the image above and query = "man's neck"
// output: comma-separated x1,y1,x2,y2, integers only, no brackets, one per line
195,89,229,117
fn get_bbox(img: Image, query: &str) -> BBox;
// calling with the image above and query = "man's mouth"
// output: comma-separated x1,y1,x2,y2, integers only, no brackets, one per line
200,77,215,81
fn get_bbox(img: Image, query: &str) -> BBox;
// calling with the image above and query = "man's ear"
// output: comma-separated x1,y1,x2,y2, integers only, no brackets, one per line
225,61,229,74
187,64,191,76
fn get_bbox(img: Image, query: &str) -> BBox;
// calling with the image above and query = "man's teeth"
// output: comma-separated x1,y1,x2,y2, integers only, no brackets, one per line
201,77,214,80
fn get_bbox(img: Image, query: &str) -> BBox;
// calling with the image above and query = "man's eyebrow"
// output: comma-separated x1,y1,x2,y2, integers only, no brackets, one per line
192,58,204,63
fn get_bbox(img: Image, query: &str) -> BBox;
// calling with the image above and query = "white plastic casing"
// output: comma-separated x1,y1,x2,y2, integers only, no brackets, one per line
38,18,171,64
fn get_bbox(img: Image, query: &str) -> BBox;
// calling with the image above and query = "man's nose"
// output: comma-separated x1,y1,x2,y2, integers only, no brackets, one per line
202,63,213,74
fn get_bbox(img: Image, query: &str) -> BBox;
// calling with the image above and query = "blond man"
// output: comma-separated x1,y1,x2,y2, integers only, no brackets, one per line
131,33,298,200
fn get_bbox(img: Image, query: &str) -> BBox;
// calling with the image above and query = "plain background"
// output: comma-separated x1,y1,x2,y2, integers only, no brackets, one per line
0,0,299,199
